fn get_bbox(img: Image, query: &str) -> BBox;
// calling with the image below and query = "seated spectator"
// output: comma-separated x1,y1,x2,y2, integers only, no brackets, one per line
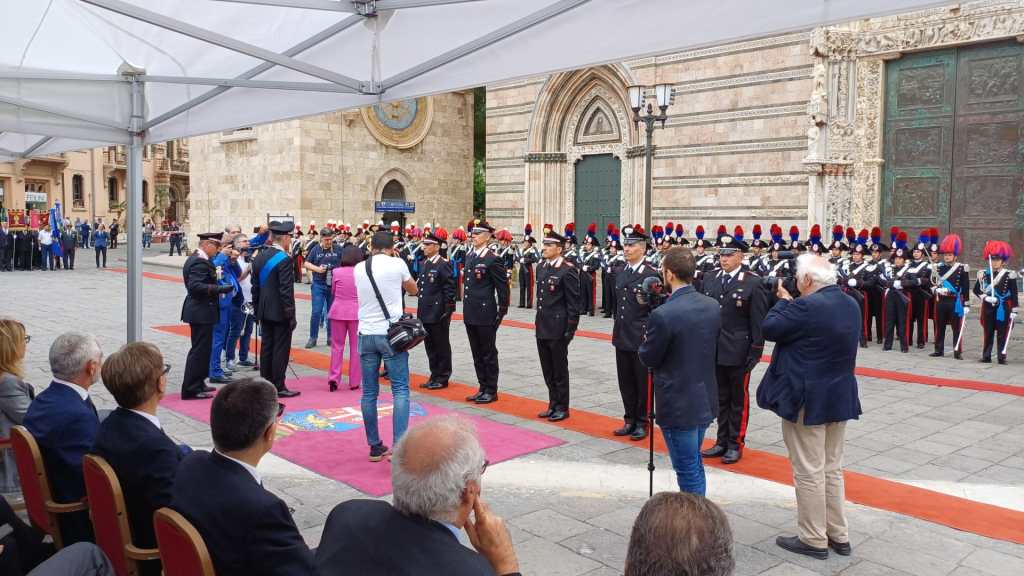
171,377,314,576
0,496,53,575
317,416,520,576
0,541,114,576
624,492,734,576
92,342,189,576
1,318,34,494
24,332,103,546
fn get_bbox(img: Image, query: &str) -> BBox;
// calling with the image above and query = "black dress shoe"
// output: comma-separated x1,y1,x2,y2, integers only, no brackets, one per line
722,449,742,464
537,409,554,419
776,536,828,560
466,391,483,402
278,389,301,398
917,343,926,349
474,393,497,404
980,357,992,363
425,381,449,390
630,425,647,441
304,339,316,349
828,538,852,556
208,376,232,384
548,411,569,422
882,346,892,351
998,357,1007,365
613,422,635,436
419,380,434,389
859,342,868,349
328,380,338,392
900,347,909,353
203,386,217,393
954,351,962,360
929,351,943,357
182,392,214,400
701,445,727,458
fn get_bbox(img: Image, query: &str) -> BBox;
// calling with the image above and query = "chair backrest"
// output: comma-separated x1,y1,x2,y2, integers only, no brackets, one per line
82,454,134,576
9,426,58,539
153,508,216,576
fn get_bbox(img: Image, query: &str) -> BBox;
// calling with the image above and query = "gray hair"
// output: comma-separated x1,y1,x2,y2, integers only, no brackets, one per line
795,253,837,290
626,492,734,576
49,332,102,381
392,416,486,524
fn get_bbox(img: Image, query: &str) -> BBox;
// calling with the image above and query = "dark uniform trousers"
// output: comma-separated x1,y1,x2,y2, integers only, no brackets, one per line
462,248,509,396
424,318,453,384
518,263,534,308
260,320,293,391
715,364,749,451
615,350,648,423
183,323,214,397
883,289,912,352
934,296,964,355
538,338,570,412
466,325,499,394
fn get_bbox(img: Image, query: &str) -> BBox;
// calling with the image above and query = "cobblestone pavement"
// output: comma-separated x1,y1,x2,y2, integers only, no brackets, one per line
2,247,1023,575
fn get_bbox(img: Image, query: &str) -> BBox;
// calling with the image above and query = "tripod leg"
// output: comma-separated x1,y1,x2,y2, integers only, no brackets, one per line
647,368,655,497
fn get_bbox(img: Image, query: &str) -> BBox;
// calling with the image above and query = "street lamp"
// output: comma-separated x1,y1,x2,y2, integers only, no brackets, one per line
628,83,673,231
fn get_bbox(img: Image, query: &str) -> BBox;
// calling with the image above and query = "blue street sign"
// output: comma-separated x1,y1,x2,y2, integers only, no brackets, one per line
375,200,416,213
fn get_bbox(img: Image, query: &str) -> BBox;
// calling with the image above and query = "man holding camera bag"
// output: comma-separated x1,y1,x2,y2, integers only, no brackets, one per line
355,231,419,462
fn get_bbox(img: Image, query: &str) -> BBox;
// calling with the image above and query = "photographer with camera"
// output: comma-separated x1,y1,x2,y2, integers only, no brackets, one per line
699,233,768,465
304,228,343,349
638,247,721,495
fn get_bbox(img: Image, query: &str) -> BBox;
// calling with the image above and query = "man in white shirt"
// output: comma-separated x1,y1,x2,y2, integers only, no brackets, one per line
39,225,54,271
226,234,256,370
354,232,419,462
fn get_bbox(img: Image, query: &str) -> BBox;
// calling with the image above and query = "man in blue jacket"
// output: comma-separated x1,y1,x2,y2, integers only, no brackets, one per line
639,247,721,495
757,254,862,561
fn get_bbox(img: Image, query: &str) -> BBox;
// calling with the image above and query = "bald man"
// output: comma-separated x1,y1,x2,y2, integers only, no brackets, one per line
316,417,521,576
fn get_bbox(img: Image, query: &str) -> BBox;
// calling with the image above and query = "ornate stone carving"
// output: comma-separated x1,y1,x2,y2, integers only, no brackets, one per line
523,152,567,163
856,3,1024,57
851,57,884,228
825,173,855,226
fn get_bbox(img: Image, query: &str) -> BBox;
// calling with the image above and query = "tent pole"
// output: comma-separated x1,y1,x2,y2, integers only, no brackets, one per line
127,75,145,342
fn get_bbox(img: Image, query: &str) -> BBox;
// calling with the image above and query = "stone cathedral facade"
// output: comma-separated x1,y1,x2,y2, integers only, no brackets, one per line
485,1,1024,262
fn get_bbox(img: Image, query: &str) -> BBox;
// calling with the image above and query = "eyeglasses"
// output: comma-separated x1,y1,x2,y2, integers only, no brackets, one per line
481,459,489,476
24,335,31,344
162,363,171,375
277,403,286,418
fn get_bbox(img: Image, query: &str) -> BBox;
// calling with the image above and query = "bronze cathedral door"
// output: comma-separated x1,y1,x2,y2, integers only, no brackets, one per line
882,40,1023,264
574,154,621,241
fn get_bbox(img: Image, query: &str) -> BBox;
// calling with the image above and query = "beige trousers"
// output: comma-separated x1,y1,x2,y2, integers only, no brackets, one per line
780,411,849,549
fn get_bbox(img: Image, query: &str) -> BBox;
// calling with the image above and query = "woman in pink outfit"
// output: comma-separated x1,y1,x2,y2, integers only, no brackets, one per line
327,245,364,391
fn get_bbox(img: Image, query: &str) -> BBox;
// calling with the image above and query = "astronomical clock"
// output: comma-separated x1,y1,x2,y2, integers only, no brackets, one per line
360,96,434,149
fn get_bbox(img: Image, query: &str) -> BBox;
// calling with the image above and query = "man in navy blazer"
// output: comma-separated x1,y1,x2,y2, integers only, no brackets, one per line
171,377,315,576
639,247,721,495
24,332,103,546
757,254,862,561
92,342,190,576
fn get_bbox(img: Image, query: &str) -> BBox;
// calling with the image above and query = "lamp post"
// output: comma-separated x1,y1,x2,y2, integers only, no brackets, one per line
628,83,673,232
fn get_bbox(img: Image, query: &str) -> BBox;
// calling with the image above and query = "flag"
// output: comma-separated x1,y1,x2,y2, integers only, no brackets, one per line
49,206,64,259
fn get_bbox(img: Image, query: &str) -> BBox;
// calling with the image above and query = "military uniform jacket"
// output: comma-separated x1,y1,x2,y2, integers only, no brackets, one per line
579,249,601,273
251,245,296,325
844,259,879,291
933,262,970,304
535,257,582,340
181,252,222,325
612,261,661,351
700,268,768,367
416,255,456,324
907,260,933,297
603,253,626,274
973,269,1020,314
462,247,510,326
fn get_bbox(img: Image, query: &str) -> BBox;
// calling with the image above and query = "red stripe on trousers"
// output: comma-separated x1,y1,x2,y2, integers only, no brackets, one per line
528,267,534,304
905,297,912,347
861,290,869,339
738,371,751,449
590,271,597,311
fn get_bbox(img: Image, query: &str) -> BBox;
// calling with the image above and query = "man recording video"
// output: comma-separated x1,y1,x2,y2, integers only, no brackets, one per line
638,247,720,495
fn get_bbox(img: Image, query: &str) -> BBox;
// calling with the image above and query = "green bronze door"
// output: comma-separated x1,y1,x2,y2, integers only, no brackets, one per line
574,154,621,241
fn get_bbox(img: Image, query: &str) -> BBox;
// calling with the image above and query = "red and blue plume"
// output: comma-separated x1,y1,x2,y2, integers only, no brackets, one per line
633,224,645,235
832,224,843,242
695,225,705,240
857,229,869,245
452,228,467,241
496,228,513,242
543,223,553,234
733,225,744,242
929,228,940,245
652,225,664,240
871,226,881,244
846,227,856,244
890,226,900,244
918,230,929,245
675,224,684,237
716,224,727,239
587,222,597,240
896,231,908,250
983,240,1014,261
606,222,615,236
770,224,782,243
752,224,763,240
810,224,822,243
789,225,800,243
666,222,674,234
524,223,533,237
435,227,449,241
564,223,575,238
939,234,962,257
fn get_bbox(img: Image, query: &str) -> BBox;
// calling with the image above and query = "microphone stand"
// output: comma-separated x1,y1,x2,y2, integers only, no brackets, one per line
647,368,655,497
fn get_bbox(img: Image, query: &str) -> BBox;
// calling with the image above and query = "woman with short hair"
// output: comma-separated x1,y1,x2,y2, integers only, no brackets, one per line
327,244,364,392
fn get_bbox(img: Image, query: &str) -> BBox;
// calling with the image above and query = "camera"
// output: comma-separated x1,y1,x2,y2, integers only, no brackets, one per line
637,275,667,309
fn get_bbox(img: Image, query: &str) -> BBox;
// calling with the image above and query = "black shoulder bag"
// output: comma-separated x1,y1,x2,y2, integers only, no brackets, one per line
365,254,426,352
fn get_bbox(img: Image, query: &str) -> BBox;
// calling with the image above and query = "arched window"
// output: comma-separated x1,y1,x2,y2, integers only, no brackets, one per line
72,174,85,208
381,179,407,230
142,180,149,209
108,177,118,205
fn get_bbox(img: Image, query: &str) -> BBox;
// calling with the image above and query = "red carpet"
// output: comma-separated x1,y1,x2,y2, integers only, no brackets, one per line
153,323,1024,545
161,375,562,496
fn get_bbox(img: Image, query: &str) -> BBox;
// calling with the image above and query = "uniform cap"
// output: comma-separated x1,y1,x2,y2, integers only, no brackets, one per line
268,220,295,235
197,231,223,243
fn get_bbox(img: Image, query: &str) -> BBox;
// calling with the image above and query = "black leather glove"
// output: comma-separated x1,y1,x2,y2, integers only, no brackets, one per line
744,354,761,374
564,318,579,343
444,302,457,320
495,305,508,327
288,318,297,332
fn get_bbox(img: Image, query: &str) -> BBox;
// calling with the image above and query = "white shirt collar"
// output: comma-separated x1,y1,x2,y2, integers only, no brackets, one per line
430,254,440,263
195,249,208,260
52,378,90,401
547,256,563,267
129,409,162,430
215,450,262,485
474,246,488,257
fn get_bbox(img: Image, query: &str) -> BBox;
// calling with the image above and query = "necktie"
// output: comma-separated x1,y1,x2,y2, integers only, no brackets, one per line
85,396,98,418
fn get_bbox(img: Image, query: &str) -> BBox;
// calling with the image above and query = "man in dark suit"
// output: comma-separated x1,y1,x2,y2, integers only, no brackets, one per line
60,227,77,270
639,247,721,495
699,233,768,464
252,221,300,397
417,230,457,390
757,254,861,560
24,332,104,545
317,416,520,576
534,230,581,422
0,222,12,271
462,221,510,404
92,342,189,576
181,232,232,400
171,378,314,576
612,225,661,441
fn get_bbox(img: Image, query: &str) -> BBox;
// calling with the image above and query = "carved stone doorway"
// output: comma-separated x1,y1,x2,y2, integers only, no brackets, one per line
574,154,621,241
882,40,1024,264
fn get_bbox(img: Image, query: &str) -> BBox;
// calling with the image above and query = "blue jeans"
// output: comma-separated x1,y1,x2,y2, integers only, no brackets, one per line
359,334,410,448
238,311,255,362
142,232,152,247
209,306,230,378
661,425,709,495
225,304,244,362
310,282,332,341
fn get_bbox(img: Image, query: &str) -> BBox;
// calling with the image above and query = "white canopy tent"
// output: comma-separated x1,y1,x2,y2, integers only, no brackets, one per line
1,0,947,341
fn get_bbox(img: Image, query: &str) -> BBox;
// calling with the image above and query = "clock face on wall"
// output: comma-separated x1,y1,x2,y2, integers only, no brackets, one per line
361,96,433,150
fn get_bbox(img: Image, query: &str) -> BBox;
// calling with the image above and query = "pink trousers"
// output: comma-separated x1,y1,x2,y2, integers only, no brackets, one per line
328,319,361,388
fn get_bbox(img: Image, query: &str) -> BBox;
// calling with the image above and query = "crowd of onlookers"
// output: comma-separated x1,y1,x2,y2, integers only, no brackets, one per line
0,320,737,576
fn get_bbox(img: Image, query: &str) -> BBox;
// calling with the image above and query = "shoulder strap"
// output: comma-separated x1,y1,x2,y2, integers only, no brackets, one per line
259,250,288,287
365,255,392,322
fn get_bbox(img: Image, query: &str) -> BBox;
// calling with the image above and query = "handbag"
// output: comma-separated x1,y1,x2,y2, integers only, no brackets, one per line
365,254,426,353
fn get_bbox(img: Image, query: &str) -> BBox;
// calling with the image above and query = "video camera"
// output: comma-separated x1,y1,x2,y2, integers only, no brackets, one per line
760,250,797,290
637,275,667,309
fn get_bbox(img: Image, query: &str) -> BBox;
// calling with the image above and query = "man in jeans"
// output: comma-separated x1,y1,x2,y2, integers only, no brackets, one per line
638,247,721,495
225,234,256,371
354,232,419,462
303,229,341,348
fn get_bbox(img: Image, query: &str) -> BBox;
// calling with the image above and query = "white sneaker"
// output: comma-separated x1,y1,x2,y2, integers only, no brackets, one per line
225,360,237,371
